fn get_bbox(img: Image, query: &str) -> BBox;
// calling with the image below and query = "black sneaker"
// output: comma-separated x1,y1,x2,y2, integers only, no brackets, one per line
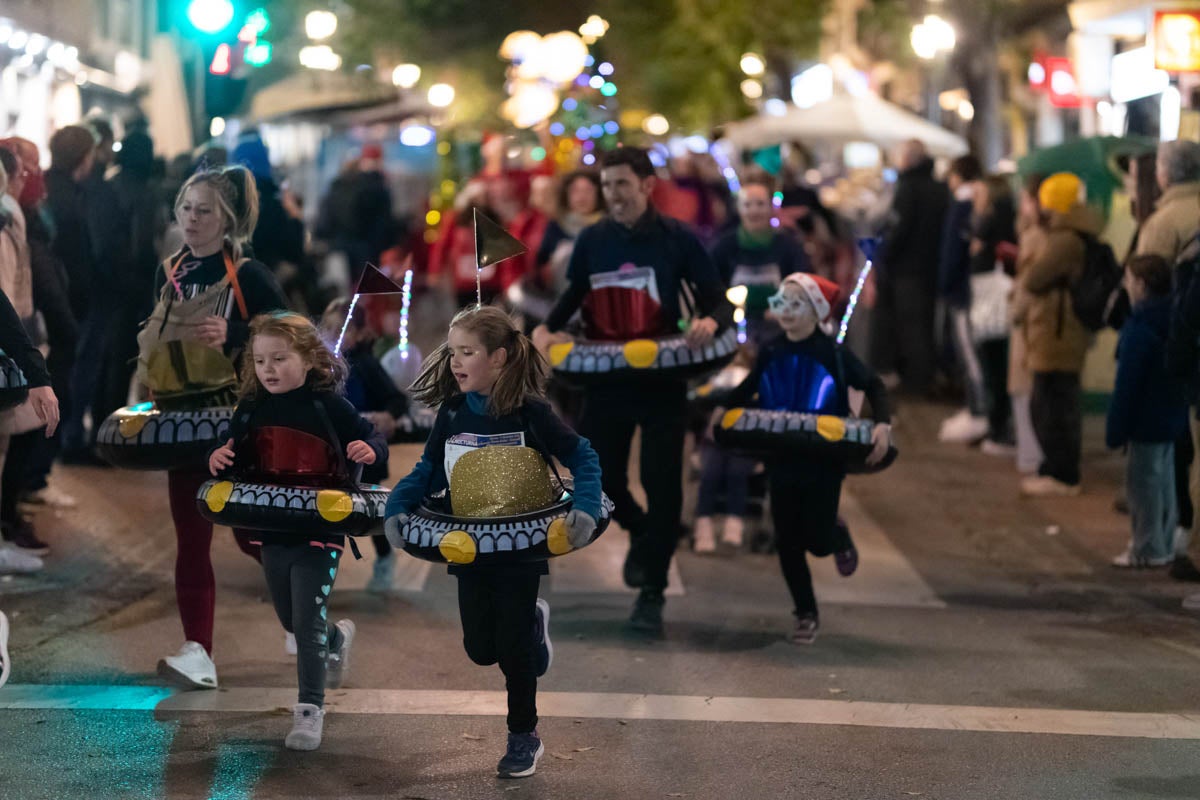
3,520,49,556
833,519,857,577
622,541,647,589
534,598,552,677
629,589,664,635
1169,556,1200,583
791,613,819,645
497,730,544,778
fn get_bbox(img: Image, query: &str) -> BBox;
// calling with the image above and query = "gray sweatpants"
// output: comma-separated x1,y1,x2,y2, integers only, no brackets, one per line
261,543,344,707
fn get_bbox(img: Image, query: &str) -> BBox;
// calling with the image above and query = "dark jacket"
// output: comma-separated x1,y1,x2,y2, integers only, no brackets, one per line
1107,295,1188,447
880,158,948,285
937,198,973,308
250,175,305,272
43,167,94,318
109,169,164,310
23,206,77,369
710,227,810,318
344,341,409,484
0,286,50,387
545,209,732,334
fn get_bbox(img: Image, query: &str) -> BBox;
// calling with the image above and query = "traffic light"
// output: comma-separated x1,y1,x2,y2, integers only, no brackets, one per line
186,0,236,35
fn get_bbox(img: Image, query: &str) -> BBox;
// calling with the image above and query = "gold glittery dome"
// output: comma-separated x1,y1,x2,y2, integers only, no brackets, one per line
450,446,556,518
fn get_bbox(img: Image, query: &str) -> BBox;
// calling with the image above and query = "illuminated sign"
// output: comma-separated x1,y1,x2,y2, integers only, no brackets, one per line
1045,57,1081,108
1111,46,1171,102
1155,11,1200,71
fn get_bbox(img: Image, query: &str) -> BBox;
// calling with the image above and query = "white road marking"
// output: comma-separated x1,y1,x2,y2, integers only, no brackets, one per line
3,684,1199,739
809,490,946,609
551,524,685,596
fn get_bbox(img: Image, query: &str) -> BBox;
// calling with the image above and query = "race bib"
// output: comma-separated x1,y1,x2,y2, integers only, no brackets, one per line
444,431,526,481
730,263,782,288
589,265,661,304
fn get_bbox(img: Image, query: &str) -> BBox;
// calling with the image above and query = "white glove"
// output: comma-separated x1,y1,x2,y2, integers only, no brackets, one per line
384,513,410,549
564,510,597,548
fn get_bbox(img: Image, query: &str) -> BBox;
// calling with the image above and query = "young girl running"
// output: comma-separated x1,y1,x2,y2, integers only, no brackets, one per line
209,312,388,750
385,305,601,778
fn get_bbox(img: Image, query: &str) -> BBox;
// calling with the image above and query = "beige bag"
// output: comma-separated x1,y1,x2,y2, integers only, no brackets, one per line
135,253,248,409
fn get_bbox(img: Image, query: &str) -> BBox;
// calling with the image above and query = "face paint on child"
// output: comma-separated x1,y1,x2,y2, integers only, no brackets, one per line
768,285,819,340
253,334,312,394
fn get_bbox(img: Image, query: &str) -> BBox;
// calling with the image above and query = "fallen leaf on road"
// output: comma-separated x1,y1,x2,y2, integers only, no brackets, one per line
461,733,483,740
549,752,574,760
573,746,595,752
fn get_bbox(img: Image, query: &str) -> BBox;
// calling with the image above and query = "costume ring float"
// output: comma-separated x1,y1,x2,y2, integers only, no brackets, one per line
195,478,390,537
394,480,614,566
96,403,234,470
548,327,739,385
714,407,898,474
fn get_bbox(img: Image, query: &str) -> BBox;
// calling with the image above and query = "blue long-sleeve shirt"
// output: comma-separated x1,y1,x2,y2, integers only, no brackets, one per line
387,390,602,526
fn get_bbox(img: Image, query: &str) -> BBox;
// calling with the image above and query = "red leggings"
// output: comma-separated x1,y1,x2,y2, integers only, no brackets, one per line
167,470,261,655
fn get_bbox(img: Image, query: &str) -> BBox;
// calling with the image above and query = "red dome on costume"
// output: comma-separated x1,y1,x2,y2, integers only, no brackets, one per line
582,287,665,340
250,427,341,487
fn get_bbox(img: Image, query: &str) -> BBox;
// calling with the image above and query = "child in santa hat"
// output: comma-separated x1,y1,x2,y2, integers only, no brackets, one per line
720,272,893,644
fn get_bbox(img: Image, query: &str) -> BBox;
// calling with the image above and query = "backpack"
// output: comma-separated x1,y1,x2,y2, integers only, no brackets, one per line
1069,233,1123,331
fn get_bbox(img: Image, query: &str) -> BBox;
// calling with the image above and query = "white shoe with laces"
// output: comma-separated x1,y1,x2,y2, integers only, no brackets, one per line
939,411,988,444
158,641,218,689
325,619,355,689
0,545,43,574
285,703,324,750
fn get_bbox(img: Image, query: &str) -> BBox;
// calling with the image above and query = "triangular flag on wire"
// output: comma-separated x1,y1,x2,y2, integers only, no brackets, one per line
354,262,407,295
473,209,527,268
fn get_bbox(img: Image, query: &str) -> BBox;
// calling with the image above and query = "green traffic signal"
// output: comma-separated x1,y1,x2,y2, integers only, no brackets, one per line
244,41,272,67
186,0,235,34
244,7,270,35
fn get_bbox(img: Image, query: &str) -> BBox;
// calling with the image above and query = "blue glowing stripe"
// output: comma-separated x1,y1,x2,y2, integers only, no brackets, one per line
758,354,838,413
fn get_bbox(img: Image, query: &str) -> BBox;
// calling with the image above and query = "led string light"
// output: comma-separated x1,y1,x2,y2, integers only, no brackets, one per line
837,239,878,345
397,268,414,360
333,293,360,357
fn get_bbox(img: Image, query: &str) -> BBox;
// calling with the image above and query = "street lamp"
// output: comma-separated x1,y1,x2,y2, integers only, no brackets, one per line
305,10,338,41
428,83,455,108
392,63,421,88
910,14,955,60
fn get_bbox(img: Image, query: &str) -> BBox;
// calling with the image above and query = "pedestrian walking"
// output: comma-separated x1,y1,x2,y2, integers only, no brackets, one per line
532,146,730,635
385,305,602,778
145,166,287,690
1107,254,1187,567
208,312,386,750
720,274,892,644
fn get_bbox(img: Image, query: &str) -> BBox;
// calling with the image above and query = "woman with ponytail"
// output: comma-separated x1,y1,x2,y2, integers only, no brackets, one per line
142,165,288,690
384,305,602,778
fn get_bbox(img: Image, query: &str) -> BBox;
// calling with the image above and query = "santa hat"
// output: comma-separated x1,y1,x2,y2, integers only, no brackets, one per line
780,272,840,321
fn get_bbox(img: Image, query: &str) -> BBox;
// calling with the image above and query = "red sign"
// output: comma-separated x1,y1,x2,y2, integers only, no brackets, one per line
1045,57,1081,108
1155,11,1200,71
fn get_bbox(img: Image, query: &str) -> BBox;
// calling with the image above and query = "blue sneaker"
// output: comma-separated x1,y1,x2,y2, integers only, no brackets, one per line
534,598,552,677
497,730,544,778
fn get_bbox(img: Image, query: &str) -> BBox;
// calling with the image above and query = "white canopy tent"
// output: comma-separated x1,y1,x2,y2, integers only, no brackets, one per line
721,92,969,159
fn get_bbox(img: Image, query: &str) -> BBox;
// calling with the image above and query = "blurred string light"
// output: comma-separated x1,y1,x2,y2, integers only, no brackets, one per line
734,306,747,344
740,79,763,99
305,10,338,40
333,294,359,356
582,153,596,165
579,15,609,44
709,142,741,194
397,269,414,360
299,44,340,70
188,0,235,34
911,14,955,60
563,98,578,111
392,63,420,88
600,81,617,96
598,62,614,76
427,83,455,107
764,98,787,116
210,116,226,137
643,114,670,135
549,122,565,135
400,125,435,147
838,242,877,344
740,52,765,76
589,75,605,89
426,210,441,226
245,7,270,35
531,146,546,161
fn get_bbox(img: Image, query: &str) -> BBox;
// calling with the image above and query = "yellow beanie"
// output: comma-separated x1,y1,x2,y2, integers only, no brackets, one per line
1038,172,1083,215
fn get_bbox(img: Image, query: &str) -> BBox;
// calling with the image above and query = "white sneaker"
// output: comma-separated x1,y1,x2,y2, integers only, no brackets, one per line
285,632,297,656
939,411,988,444
1111,547,1172,568
1020,476,1081,497
23,486,78,509
158,641,218,689
1183,593,1200,612
0,610,10,689
721,516,745,548
366,552,395,593
285,703,324,750
325,619,355,689
692,517,716,554
0,545,43,574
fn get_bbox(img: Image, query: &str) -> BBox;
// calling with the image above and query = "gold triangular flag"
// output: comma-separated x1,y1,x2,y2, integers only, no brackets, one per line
474,209,527,268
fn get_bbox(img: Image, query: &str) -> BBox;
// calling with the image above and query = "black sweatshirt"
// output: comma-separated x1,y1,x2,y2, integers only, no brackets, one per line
219,384,389,546
0,287,49,387
544,210,732,333
725,331,891,424
152,247,288,355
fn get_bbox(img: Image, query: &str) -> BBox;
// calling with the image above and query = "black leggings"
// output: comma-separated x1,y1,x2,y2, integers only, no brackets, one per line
577,384,687,592
261,543,345,707
457,570,541,734
768,466,848,618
